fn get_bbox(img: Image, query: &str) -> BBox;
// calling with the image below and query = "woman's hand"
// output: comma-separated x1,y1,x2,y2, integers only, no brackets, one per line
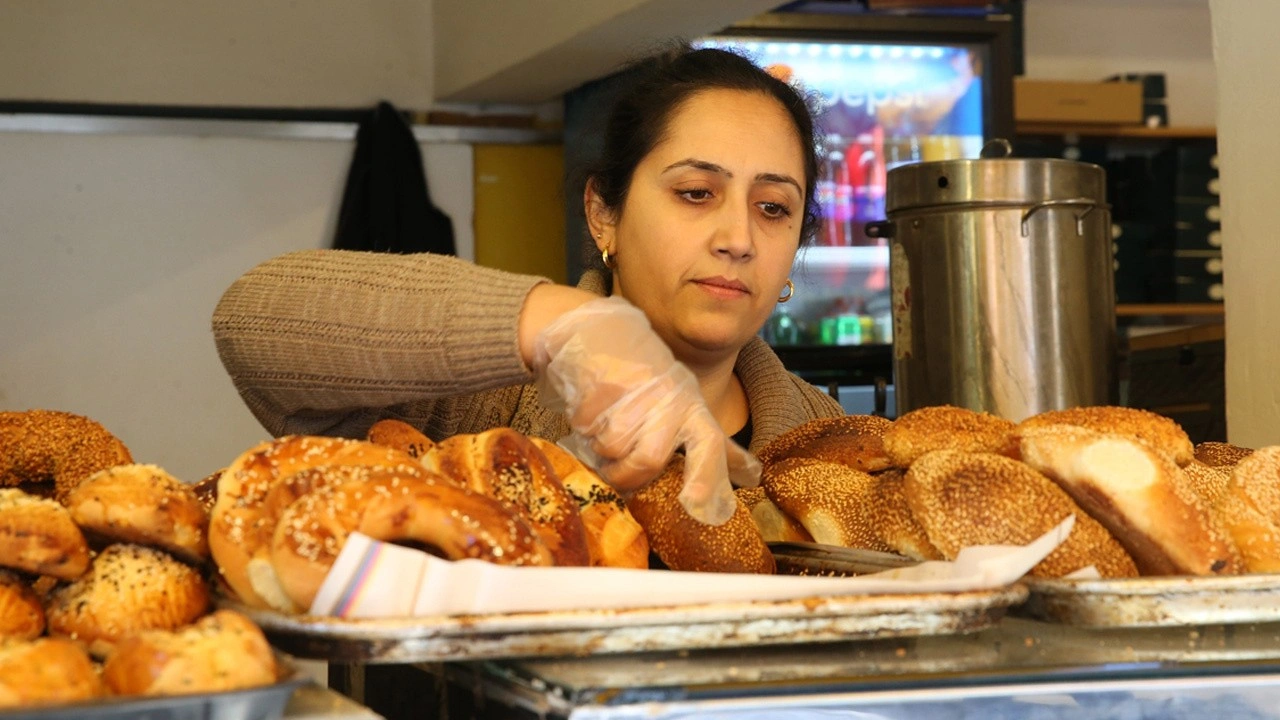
529,295,760,525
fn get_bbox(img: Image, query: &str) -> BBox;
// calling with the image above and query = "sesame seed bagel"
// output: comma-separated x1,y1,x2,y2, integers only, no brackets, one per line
882,405,1016,469
627,456,775,574
0,488,90,579
1018,425,1241,576
1215,447,1280,573
763,457,893,552
0,570,44,640
904,450,1138,578
0,409,133,501
247,463,433,612
367,418,436,460
870,468,943,562
736,486,813,544
1181,460,1232,507
757,415,893,472
530,438,649,569
271,471,552,611
45,543,210,658
208,435,430,609
1015,406,1194,466
103,609,277,697
1195,441,1254,468
0,637,103,708
66,464,209,564
421,428,590,567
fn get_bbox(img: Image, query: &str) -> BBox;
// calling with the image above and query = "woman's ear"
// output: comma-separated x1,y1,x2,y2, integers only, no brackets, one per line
583,180,615,252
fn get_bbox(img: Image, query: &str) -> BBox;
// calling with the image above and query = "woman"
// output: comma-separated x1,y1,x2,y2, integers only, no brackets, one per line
212,45,844,525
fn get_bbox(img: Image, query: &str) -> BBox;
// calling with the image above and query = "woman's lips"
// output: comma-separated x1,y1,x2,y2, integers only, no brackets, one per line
693,277,750,298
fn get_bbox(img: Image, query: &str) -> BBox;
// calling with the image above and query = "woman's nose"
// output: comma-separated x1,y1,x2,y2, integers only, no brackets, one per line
712,205,754,260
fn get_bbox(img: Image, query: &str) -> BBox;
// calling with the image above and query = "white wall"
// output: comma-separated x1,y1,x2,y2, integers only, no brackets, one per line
1208,1,1280,448
0,125,473,481
0,0,435,108
1024,0,1217,126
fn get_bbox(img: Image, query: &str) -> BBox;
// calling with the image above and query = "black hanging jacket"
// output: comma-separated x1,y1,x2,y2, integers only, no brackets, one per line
333,101,456,255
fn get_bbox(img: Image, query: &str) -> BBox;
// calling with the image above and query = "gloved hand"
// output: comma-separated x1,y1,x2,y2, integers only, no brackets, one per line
531,296,761,525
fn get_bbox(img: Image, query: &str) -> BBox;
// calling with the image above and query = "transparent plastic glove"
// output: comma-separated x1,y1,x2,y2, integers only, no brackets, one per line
532,296,761,525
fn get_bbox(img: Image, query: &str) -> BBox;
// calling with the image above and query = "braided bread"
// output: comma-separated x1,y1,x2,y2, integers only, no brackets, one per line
421,429,590,566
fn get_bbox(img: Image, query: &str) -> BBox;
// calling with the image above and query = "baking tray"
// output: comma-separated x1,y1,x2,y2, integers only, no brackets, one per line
0,658,305,720
219,581,1028,664
770,541,918,577
1019,574,1280,628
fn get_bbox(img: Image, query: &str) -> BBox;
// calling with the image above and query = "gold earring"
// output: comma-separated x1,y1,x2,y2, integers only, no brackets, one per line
777,279,795,303
601,246,617,269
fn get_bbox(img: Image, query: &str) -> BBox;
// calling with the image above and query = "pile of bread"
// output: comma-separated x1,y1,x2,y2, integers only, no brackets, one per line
746,405,1279,580
9,401,1275,708
206,419,657,614
0,410,278,709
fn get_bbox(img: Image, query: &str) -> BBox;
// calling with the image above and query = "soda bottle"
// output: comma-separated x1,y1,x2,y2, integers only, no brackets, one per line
822,146,851,247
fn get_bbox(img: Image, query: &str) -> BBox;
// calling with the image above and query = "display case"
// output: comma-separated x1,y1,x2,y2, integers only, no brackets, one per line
433,616,1280,719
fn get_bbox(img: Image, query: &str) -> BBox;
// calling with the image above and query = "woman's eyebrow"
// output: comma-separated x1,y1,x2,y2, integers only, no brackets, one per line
756,172,803,196
663,158,728,175
662,158,803,195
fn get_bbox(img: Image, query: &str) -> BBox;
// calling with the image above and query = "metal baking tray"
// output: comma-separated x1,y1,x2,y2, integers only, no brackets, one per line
0,656,305,720
1019,574,1280,628
219,580,1028,664
769,541,918,577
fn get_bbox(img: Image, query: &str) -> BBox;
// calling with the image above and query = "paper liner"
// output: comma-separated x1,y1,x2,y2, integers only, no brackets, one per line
310,515,1075,618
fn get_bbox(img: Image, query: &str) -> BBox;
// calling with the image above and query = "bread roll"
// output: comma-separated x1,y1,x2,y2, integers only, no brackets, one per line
757,415,892,472
66,463,209,563
882,406,1015,468
736,486,813,544
1181,460,1232,507
1215,447,1280,573
191,468,222,514
421,429,590,566
0,637,103,708
271,472,552,611
1018,425,1241,576
763,457,892,552
870,469,943,561
1195,441,1254,468
529,438,649,569
627,456,775,574
0,570,43,640
0,488,90,579
208,435,428,609
0,409,132,501
904,450,1138,578
45,544,210,657
103,610,277,697
367,418,435,459
1016,406,1194,466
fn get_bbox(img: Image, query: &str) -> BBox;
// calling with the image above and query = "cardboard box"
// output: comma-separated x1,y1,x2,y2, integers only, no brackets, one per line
1106,73,1167,100
1015,79,1143,124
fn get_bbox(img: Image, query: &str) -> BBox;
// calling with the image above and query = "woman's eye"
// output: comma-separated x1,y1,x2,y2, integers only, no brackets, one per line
677,188,713,203
759,201,793,219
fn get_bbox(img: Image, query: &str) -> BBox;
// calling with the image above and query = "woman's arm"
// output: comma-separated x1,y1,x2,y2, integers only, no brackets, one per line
212,249,568,436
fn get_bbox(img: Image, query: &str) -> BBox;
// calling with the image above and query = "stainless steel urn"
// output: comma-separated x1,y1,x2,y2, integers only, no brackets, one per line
867,141,1116,421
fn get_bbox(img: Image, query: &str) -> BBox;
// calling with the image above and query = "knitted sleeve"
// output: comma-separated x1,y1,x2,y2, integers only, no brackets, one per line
211,249,548,437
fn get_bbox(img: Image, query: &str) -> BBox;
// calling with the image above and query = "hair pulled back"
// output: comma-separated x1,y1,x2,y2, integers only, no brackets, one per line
578,43,821,270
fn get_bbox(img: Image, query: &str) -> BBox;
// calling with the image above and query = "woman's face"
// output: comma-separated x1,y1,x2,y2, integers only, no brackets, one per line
593,88,806,365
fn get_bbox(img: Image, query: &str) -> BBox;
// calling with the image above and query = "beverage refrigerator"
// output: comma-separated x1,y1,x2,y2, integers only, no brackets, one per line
563,10,1016,415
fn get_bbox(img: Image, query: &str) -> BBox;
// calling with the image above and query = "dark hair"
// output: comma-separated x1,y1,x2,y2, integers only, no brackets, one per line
576,43,821,270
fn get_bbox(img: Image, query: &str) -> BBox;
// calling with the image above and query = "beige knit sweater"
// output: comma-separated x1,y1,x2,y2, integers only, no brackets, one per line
211,250,843,452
